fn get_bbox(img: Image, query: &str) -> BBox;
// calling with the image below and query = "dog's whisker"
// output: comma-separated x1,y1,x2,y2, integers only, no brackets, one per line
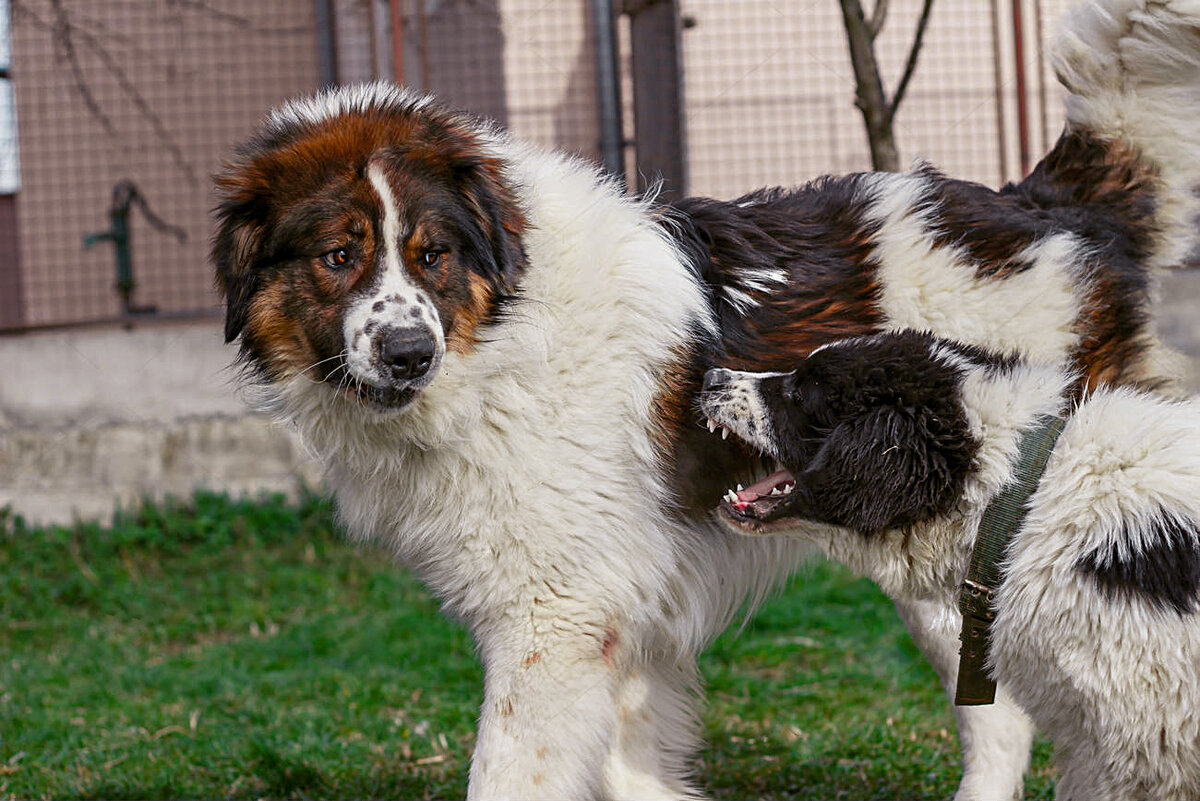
296,352,348,381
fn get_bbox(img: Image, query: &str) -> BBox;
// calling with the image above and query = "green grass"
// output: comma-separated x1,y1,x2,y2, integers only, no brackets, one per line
0,492,1055,799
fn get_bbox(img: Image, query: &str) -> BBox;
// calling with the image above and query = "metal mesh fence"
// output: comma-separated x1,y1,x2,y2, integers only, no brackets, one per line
0,0,1068,331
681,0,1015,197
396,0,602,162
3,0,321,330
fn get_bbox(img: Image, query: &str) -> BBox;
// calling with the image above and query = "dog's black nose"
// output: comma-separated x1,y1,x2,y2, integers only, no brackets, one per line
379,328,435,380
703,368,733,393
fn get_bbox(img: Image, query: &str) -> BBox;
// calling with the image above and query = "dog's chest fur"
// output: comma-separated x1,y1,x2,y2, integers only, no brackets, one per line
265,142,724,625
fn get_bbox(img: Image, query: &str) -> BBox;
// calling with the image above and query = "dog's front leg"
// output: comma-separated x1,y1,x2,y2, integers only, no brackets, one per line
894,597,1033,801
467,608,623,801
603,650,705,800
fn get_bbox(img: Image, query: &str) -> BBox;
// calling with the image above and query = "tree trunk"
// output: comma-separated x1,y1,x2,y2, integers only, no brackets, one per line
837,0,934,173
838,0,901,171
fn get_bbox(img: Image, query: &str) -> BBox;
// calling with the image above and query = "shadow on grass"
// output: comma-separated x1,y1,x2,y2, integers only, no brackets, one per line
247,739,327,798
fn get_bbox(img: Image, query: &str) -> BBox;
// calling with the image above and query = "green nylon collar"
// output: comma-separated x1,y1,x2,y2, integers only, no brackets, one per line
954,414,1067,706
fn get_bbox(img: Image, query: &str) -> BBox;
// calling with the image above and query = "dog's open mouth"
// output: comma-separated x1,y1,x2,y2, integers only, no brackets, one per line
700,405,808,533
718,468,802,532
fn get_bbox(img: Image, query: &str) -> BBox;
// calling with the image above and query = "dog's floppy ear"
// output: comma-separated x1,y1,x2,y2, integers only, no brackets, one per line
212,171,269,344
802,402,972,535
449,153,527,286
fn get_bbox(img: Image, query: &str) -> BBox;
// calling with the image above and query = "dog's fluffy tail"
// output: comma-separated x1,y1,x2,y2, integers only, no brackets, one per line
1051,0,1200,268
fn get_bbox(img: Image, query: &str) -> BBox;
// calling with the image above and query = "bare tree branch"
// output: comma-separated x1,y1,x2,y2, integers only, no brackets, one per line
867,0,889,40
22,0,200,185
885,0,934,127
38,1,124,146
66,15,199,184
165,0,253,28
14,0,313,186
837,0,899,170
837,0,935,171
164,0,311,35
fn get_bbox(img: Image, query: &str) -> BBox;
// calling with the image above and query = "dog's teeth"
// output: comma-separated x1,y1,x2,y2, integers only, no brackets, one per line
782,483,794,494
770,487,781,496
737,484,744,491
724,490,738,503
721,427,729,440
707,419,717,433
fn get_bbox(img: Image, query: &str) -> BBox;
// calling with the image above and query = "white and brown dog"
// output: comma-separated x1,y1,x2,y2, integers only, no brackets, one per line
700,328,1200,801
212,1,1200,797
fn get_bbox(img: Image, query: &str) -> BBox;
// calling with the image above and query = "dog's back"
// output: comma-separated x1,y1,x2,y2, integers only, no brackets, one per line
994,387,1200,800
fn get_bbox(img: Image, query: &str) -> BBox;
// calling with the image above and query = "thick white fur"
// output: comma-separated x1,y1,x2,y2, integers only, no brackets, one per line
865,174,1084,366
243,1,1200,797
262,133,811,799
1055,0,1200,269
992,385,1200,800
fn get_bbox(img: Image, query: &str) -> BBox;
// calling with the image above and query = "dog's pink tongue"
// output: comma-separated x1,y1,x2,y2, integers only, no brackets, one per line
737,469,795,502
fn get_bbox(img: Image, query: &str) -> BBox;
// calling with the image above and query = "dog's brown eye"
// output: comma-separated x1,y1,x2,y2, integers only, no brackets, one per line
323,248,353,270
422,250,444,268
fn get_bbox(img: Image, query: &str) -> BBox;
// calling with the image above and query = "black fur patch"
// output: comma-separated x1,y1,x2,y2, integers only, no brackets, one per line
668,176,885,371
1077,512,1200,615
920,169,1046,277
772,330,980,535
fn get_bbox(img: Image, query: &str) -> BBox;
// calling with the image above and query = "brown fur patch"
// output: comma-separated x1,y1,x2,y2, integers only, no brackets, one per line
446,272,499,354
1037,134,1162,396
1072,276,1161,398
649,345,699,473
727,292,881,371
1043,134,1159,207
245,280,318,379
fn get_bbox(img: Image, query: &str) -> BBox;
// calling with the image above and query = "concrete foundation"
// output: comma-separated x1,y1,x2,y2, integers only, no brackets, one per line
0,320,320,525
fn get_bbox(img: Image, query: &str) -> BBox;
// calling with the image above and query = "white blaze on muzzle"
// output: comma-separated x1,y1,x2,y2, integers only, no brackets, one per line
699,367,785,459
342,163,446,390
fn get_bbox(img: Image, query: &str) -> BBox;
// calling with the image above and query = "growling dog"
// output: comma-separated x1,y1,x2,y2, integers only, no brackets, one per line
699,329,1200,800
213,1,1200,797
